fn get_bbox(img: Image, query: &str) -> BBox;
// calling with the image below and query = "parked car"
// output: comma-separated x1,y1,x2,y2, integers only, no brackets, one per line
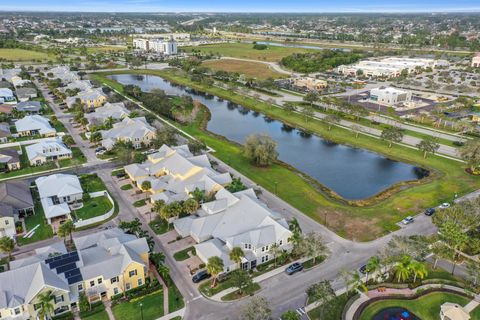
95,150,106,156
402,216,414,225
285,262,304,275
439,203,451,209
192,270,210,283
95,147,106,153
424,208,436,216
359,265,367,275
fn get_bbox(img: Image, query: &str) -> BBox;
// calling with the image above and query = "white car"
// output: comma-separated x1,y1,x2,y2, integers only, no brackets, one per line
439,203,451,209
401,216,414,225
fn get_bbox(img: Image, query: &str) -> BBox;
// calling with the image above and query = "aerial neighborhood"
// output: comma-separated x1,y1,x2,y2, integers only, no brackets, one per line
1,9,480,320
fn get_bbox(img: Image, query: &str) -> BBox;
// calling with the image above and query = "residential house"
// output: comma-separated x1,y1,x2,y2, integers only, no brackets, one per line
174,187,292,272
62,80,92,93
0,122,11,143
16,87,38,102
26,138,72,166
66,89,107,110
0,104,14,115
11,76,32,88
1,228,149,318
36,174,83,229
15,101,42,114
47,66,80,84
15,115,56,137
0,81,11,89
0,68,21,82
124,144,232,204
472,53,480,68
0,88,16,104
100,117,156,150
0,180,35,217
0,204,16,238
84,102,130,130
0,148,20,171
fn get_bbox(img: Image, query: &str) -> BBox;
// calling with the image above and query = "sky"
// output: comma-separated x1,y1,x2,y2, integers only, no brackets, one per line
1,0,480,13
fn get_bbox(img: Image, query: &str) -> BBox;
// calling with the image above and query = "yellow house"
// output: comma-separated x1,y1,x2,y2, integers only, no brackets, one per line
78,89,107,109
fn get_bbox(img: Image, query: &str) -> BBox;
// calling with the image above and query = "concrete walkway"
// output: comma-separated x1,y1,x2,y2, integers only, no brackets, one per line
103,300,115,320
155,308,185,320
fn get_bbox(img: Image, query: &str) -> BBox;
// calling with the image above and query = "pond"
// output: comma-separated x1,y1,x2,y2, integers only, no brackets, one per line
372,307,421,320
108,74,428,200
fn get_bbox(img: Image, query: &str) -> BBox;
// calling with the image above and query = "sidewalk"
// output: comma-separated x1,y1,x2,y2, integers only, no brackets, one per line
155,308,185,320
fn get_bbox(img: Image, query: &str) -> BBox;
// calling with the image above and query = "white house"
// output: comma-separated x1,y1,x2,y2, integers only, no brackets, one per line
100,117,156,150
15,115,56,137
369,87,412,105
84,102,130,130
0,88,16,104
62,80,93,93
47,66,80,84
174,188,292,272
36,174,83,228
25,138,72,166
472,53,480,68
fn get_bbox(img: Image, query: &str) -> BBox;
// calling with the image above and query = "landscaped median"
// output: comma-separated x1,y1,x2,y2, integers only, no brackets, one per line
90,69,480,241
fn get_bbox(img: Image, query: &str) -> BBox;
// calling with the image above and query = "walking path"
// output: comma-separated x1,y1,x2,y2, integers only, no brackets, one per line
151,262,170,314
103,300,115,320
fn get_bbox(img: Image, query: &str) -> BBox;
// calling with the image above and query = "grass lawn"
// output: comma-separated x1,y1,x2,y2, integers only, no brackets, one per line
80,174,108,192
220,283,261,301
111,168,125,176
92,69,480,241
133,199,147,207
471,305,480,319
17,203,54,246
0,48,52,61
149,218,173,235
51,119,67,132
168,282,185,312
86,46,127,53
74,195,113,220
173,246,195,261
202,59,286,79
80,302,109,320
182,42,315,62
58,147,87,167
112,291,164,320
359,292,471,320
308,293,353,320
120,184,133,190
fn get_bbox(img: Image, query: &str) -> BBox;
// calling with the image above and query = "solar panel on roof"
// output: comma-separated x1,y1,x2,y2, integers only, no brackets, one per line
67,274,83,285
56,262,77,274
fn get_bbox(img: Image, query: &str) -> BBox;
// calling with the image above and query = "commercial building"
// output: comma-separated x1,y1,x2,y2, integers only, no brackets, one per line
472,53,480,68
0,228,149,318
338,57,446,78
292,77,327,91
369,87,412,105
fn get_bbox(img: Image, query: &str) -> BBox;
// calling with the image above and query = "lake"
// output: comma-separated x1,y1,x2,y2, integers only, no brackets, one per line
107,73,427,200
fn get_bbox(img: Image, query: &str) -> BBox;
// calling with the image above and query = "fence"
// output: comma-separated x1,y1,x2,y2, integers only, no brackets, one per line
73,190,115,228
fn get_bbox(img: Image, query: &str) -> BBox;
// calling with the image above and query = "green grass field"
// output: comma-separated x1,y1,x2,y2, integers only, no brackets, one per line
74,195,113,220
17,203,53,246
112,291,164,320
91,69,480,241
182,42,315,62
359,292,471,320
0,48,51,61
202,58,286,79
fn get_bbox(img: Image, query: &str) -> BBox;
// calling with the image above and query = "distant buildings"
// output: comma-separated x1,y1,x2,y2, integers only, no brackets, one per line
14,115,56,137
472,53,480,68
292,77,327,91
370,87,412,105
100,117,156,150
338,57,447,78
133,37,178,55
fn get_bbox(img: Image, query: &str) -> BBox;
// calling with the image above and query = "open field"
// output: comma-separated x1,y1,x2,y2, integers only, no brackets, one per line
86,45,128,53
91,69,480,241
182,42,315,62
0,48,52,61
202,58,286,79
359,292,471,320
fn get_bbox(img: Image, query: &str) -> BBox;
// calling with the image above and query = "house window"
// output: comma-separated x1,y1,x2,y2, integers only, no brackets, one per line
126,283,131,291
113,288,119,295
54,295,64,304
110,277,118,284
244,244,248,249
14,308,21,315
265,255,269,261
138,279,143,286
279,240,283,245
5,220,8,225
128,270,137,278
261,247,265,252
98,278,102,284
248,244,251,249
78,284,84,291
265,245,269,251
261,256,265,263
90,281,95,287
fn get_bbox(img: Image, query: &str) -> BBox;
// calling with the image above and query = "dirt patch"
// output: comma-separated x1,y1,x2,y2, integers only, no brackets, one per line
317,207,383,241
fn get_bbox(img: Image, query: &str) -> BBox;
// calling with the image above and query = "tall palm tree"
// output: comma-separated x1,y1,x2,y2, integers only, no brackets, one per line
365,256,381,283
57,220,75,244
410,261,428,283
394,255,413,283
206,256,224,288
229,247,245,269
36,290,54,320
270,243,284,267
0,236,15,262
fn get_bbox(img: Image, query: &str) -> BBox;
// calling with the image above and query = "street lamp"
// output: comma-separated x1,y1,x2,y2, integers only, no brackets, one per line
139,303,144,320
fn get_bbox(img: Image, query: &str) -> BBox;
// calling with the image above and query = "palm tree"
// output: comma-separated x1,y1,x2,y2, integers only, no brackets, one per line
0,236,15,262
183,198,199,215
394,255,413,283
270,243,284,267
365,256,381,282
206,256,224,288
157,264,170,285
229,247,245,269
36,290,54,320
410,261,428,283
57,220,75,243
152,200,165,215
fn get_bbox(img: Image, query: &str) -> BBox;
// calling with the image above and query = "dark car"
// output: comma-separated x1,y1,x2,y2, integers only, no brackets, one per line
424,208,436,216
95,147,106,153
359,265,367,275
192,270,210,283
285,262,304,275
